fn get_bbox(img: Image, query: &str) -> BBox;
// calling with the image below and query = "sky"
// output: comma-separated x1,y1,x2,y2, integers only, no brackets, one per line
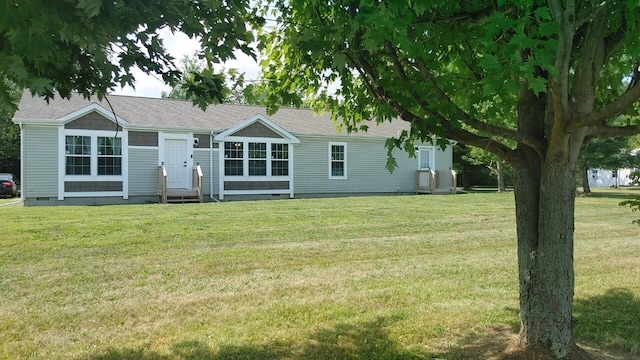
111,28,261,98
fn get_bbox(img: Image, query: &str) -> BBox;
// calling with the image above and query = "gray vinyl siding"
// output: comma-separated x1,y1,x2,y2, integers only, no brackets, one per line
23,126,58,198
193,149,218,197
434,145,453,189
128,148,158,196
293,135,422,194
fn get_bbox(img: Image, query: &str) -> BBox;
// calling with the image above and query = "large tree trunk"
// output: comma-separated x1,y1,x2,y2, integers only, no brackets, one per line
511,89,588,358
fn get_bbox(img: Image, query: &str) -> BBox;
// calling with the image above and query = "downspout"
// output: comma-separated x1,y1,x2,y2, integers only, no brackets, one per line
209,131,220,202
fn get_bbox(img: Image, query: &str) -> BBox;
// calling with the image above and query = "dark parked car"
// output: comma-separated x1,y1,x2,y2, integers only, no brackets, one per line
0,173,19,198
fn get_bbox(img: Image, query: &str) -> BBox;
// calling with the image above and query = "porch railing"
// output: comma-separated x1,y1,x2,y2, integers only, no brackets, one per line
416,169,457,194
158,164,203,204
158,164,168,203
192,165,203,203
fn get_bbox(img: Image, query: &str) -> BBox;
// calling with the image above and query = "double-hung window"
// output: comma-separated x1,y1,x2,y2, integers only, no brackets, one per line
329,142,347,179
65,135,122,176
248,142,267,176
271,143,289,176
97,137,122,175
224,141,292,177
224,142,244,176
65,136,91,175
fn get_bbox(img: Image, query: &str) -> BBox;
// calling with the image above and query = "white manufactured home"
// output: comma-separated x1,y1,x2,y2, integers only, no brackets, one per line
13,93,455,206
588,168,636,187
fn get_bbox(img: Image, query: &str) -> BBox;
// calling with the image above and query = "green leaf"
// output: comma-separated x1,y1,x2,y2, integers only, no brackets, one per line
533,7,552,20
76,0,103,17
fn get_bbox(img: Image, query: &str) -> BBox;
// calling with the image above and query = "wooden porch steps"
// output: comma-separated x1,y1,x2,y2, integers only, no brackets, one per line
162,188,202,203
158,164,204,204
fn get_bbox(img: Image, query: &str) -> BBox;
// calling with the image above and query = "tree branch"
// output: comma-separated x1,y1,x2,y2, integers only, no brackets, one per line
548,0,575,125
585,124,640,138
569,80,640,130
412,56,545,152
345,49,517,161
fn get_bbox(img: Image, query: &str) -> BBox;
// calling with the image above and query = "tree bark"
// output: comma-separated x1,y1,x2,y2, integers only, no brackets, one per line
511,87,587,358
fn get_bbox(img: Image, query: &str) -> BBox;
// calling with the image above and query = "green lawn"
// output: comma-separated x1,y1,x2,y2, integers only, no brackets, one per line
1,191,639,359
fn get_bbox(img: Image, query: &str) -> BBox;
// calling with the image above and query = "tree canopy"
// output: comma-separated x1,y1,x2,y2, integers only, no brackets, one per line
256,0,640,357
0,79,20,175
0,0,259,109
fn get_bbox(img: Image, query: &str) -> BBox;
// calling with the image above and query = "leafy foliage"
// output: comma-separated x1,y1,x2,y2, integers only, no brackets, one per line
0,0,260,108
257,0,640,159
582,137,638,169
256,0,640,353
620,196,640,226
0,79,20,176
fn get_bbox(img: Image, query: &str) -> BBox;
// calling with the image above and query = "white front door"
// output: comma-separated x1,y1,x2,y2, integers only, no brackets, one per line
418,147,433,170
165,139,189,188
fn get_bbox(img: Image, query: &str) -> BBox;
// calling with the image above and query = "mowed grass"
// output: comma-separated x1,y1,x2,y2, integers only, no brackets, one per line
1,191,639,359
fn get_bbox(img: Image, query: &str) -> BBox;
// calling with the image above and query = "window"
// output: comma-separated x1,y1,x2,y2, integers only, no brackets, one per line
248,142,267,176
271,143,289,176
97,137,122,175
223,140,293,178
65,135,123,176
224,142,244,176
65,136,91,175
418,147,433,170
329,143,346,178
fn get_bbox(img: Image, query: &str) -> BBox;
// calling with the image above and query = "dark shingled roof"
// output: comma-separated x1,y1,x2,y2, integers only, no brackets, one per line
14,92,409,137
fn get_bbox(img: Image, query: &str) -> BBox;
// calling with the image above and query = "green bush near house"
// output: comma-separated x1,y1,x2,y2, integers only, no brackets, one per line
1,191,638,359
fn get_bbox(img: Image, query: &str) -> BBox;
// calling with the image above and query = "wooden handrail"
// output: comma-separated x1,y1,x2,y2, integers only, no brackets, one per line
158,165,167,204
450,170,457,194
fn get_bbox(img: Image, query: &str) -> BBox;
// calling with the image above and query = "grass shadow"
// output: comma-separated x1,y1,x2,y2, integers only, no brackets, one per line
78,316,423,360
574,288,640,355
79,309,639,360
579,187,640,200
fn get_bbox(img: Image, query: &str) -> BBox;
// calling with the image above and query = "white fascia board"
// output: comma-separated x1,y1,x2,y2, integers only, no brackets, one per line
12,119,63,126
56,103,129,126
214,114,300,144
126,124,225,133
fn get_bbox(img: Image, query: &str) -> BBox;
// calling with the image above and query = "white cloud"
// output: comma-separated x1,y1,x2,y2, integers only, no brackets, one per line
112,28,260,98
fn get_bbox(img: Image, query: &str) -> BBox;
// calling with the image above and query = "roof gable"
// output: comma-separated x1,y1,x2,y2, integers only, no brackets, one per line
65,111,123,131
57,103,128,126
214,114,301,143
230,121,283,138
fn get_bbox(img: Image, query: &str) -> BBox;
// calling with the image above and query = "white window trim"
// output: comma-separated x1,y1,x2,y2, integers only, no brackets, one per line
58,128,128,200
417,146,435,170
328,142,347,179
222,137,292,179
217,136,295,200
